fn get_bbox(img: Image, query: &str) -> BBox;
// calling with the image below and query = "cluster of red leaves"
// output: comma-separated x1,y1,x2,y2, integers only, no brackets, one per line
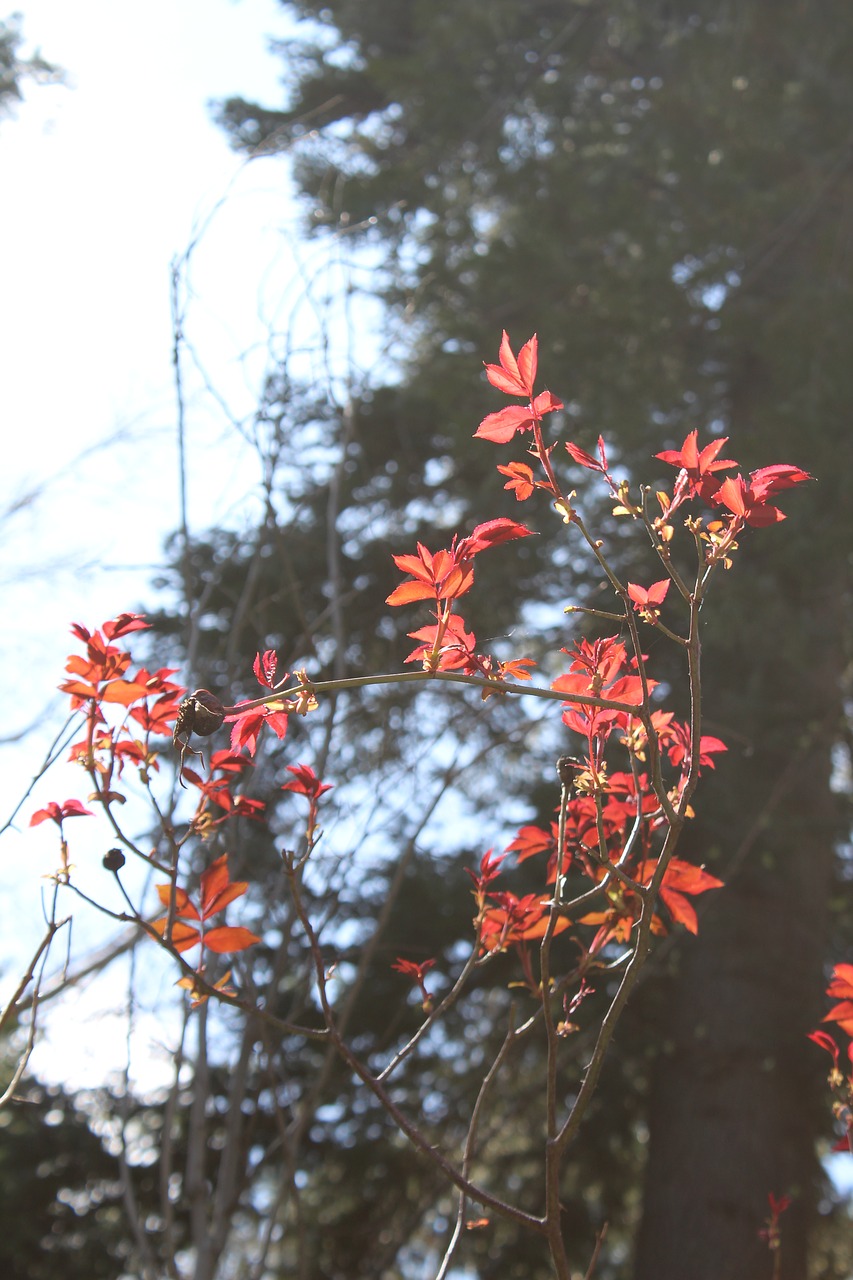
386,518,537,683
224,649,320,756
476,333,810,619
33,621,333,972
383,332,813,1034
281,763,334,844
385,335,805,999
655,430,812,529
153,854,260,956
226,649,292,755
810,964,853,1155
30,798,93,828
56,615,185,804
181,750,267,832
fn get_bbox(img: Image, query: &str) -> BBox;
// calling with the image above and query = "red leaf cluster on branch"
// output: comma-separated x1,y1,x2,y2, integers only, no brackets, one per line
25,329,830,1277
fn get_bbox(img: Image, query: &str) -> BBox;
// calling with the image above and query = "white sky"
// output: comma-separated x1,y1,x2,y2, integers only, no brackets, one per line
1,0,295,646
0,0,356,1087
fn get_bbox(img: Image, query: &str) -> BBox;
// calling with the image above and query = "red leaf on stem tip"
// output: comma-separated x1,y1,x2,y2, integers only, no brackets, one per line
281,764,334,800
29,799,94,827
565,436,609,473
497,460,535,500
392,957,436,981
627,579,671,612
465,849,506,892
713,474,786,527
253,650,278,689
484,331,538,398
388,521,532,610
457,517,534,555
656,430,737,498
102,613,150,640
807,1029,840,1068
476,333,562,443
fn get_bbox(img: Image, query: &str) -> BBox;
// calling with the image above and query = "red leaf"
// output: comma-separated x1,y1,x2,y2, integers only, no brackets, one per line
497,461,535,500
656,430,737,495
823,1002,853,1036
253,650,278,689
281,764,334,799
386,580,437,606
506,825,554,863
102,613,150,640
566,437,608,473
199,854,248,920
100,678,154,707
627,579,671,610
29,799,94,826
826,964,853,1000
808,1029,840,1067
483,331,538,398
459,518,535,554
714,475,786,527
532,388,563,416
156,882,195,915
475,404,535,443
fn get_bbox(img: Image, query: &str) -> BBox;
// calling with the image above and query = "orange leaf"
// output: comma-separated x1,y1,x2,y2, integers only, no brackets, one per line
203,925,260,954
518,915,571,941
152,918,201,953
155,883,199,920
386,580,437,606
100,679,154,706
199,854,248,919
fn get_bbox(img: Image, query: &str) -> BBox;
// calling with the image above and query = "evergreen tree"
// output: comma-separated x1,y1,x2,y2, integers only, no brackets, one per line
0,14,59,117
209,3,852,1276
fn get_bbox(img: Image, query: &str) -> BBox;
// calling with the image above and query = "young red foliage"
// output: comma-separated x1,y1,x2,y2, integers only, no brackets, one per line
475,332,563,444
29,799,94,827
637,857,724,935
281,764,334,801
655,430,737,506
823,963,853,1037
227,704,290,756
393,957,437,1012
154,855,260,956
565,435,609,474
627,578,671,620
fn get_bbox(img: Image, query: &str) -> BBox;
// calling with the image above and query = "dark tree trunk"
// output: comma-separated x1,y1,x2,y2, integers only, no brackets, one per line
634,749,836,1279
634,312,846,1276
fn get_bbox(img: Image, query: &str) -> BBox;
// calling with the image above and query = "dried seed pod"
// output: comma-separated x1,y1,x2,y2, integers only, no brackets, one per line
103,848,126,872
173,689,226,745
